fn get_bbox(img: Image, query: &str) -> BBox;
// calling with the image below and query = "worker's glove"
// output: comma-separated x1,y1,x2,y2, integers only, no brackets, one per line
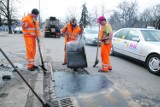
65,27,68,30
100,38,106,42
100,37,110,42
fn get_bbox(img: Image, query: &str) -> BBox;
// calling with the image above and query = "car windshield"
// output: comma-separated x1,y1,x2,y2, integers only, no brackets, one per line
85,29,98,34
49,20,58,26
141,30,160,42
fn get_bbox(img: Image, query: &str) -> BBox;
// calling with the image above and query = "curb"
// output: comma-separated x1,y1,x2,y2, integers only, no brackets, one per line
32,70,44,107
32,61,51,107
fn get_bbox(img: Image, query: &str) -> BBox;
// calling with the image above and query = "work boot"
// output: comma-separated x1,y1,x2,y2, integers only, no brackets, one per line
98,69,104,72
108,66,112,70
62,62,66,65
98,69,108,72
27,67,35,71
33,65,38,69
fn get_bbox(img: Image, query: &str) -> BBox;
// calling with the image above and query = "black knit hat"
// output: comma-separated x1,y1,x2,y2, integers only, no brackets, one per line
71,17,76,22
31,8,39,15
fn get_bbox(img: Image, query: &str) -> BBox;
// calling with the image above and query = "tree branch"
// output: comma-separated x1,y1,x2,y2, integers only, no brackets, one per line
0,8,7,17
0,0,7,9
0,12,6,17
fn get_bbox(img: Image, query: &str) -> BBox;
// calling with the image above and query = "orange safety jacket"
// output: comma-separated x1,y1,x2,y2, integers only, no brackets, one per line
21,14,41,37
99,26,105,40
62,22,82,63
62,23,82,45
99,22,112,40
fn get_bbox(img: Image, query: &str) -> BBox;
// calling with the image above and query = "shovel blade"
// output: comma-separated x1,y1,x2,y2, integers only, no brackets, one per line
38,94,51,107
43,103,51,107
40,65,47,76
42,66,47,71
40,65,47,71
93,59,99,67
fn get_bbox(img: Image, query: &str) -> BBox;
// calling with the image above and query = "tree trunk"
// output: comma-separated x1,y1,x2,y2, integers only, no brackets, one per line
7,0,12,34
0,15,2,26
8,15,12,34
157,19,160,30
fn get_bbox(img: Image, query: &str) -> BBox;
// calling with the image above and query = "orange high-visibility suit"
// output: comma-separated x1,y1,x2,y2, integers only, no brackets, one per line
99,22,112,72
21,14,41,69
62,23,82,63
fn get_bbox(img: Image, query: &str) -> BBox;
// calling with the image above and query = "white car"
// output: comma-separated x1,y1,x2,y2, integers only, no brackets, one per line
14,26,22,34
111,28,160,75
83,28,100,46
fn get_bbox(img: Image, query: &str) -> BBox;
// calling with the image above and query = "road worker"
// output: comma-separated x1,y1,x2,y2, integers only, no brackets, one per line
62,18,84,65
21,8,41,71
97,16,113,72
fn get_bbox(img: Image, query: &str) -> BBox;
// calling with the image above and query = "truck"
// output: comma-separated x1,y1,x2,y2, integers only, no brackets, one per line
44,17,61,38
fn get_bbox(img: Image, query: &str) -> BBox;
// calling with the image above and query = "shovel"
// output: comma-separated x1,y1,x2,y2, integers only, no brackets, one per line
93,24,100,67
0,48,51,107
33,21,47,74
93,46,99,67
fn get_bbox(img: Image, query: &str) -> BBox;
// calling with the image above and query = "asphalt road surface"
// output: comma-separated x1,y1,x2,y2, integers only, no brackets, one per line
41,36,160,107
0,33,160,107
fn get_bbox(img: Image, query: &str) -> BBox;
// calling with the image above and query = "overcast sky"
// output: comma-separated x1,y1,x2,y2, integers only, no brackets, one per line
17,0,160,21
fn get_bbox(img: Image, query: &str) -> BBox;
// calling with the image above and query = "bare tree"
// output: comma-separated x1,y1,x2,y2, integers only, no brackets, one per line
99,2,111,17
0,9,2,26
109,1,138,30
88,6,99,27
139,4,160,28
152,4,160,29
109,11,121,30
0,0,18,33
93,6,99,19
139,9,153,27
99,4,106,16
118,1,138,27
64,6,79,24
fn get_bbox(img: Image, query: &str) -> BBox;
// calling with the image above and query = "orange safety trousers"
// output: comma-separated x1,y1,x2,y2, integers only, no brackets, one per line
101,41,112,72
64,45,67,63
24,36,36,68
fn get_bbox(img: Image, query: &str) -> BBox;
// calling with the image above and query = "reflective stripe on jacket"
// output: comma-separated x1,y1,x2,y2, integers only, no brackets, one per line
21,14,41,37
99,22,112,39
62,23,82,44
